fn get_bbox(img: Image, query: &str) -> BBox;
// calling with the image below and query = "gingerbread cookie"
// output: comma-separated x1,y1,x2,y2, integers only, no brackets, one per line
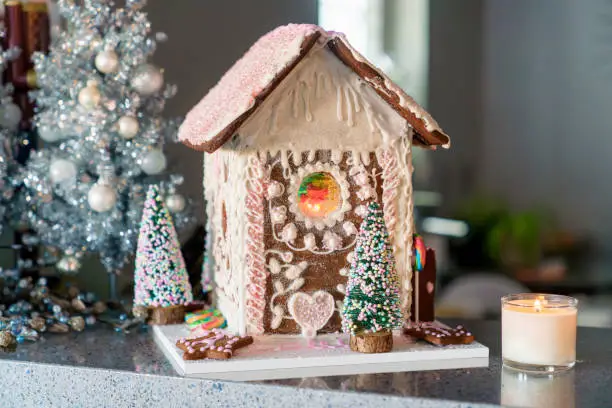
404,323,474,346
176,328,253,360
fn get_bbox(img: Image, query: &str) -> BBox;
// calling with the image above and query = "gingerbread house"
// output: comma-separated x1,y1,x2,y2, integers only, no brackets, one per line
178,24,450,336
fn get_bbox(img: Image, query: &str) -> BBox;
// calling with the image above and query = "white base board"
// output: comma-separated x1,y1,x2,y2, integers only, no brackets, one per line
153,324,489,381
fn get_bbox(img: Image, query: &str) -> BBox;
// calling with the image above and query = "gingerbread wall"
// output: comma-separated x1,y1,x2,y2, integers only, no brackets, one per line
262,150,383,334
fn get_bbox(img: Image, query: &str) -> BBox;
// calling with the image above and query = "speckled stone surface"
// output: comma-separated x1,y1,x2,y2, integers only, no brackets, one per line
0,320,609,408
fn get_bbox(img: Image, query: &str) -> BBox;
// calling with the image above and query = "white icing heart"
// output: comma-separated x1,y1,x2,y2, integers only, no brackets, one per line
288,291,335,338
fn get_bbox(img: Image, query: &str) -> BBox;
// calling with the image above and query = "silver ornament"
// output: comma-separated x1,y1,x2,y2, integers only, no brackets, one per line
0,101,22,130
38,124,64,142
165,193,185,213
140,148,167,175
78,80,101,109
87,183,117,212
49,158,77,184
131,64,164,95
117,115,139,139
95,49,120,74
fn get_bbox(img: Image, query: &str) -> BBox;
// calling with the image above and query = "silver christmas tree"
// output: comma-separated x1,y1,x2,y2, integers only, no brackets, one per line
0,24,23,235
19,0,193,277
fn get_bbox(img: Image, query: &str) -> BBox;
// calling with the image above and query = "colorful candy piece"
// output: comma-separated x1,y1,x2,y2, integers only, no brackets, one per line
413,234,427,272
185,308,227,331
297,172,341,218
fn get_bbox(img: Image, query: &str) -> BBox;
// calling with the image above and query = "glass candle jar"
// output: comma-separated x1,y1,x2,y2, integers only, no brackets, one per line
502,293,578,373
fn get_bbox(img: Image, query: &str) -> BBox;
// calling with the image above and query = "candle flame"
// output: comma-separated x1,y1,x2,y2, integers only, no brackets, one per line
534,299,543,312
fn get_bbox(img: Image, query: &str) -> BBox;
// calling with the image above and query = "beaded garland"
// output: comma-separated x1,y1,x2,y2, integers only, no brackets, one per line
134,185,193,308
342,202,403,334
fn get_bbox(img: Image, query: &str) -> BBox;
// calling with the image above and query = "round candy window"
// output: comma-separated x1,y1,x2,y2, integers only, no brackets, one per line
297,172,342,218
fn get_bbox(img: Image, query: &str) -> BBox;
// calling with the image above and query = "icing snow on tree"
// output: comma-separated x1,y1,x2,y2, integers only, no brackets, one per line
342,202,402,353
134,185,192,324
19,0,192,278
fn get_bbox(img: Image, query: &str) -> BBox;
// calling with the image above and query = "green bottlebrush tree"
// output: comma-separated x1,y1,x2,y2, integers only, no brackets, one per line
342,202,403,334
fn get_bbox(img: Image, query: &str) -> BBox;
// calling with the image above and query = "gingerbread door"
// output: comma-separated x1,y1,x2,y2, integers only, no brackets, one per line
262,150,383,334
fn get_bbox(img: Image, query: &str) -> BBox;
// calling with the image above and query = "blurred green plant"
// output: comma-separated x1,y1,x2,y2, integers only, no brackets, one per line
454,197,554,269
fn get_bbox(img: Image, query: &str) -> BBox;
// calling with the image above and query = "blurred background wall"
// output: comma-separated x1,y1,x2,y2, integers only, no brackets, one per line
480,0,612,253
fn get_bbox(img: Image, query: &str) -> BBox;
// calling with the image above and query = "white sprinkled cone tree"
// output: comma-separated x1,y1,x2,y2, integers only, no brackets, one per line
342,202,403,353
134,185,193,324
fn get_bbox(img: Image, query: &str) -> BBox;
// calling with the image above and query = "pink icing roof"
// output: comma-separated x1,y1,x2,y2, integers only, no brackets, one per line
178,24,324,151
178,23,450,152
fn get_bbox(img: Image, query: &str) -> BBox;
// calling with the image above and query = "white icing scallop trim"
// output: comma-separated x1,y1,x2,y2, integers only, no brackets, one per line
377,131,415,320
287,162,351,230
244,154,268,334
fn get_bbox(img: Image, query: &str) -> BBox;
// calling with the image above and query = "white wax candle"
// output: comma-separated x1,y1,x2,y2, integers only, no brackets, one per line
502,298,577,366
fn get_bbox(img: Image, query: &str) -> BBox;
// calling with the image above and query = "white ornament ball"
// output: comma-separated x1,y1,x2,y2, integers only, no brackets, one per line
78,81,101,109
38,125,63,142
131,64,164,95
140,148,167,175
117,115,139,139
165,194,186,213
49,159,77,184
94,50,120,74
87,183,117,212
0,101,22,130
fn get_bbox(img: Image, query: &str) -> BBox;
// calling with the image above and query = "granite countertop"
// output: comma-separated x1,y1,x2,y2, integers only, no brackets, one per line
0,319,609,408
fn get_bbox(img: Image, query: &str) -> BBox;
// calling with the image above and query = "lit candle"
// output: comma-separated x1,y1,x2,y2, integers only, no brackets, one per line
502,293,577,373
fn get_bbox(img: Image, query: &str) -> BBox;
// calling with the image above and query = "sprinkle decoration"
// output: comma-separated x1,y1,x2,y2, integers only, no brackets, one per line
185,308,227,331
297,172,341,218
341,202,403,335
134,185,193,308
413,234,426,272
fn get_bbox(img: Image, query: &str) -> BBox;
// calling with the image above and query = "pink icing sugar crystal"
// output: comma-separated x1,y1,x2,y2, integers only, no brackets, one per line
178,24,323,148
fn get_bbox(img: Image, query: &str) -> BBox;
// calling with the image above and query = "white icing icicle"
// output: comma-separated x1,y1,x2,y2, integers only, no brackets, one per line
302,81,313,122
343,86,354,127
291,88,300,119
360,151,371,166
280,150,290,170
336,85,343,122
331,150,342,164
316,72,326,98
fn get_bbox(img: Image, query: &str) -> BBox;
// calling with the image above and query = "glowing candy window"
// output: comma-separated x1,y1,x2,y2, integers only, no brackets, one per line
297,172,341,218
